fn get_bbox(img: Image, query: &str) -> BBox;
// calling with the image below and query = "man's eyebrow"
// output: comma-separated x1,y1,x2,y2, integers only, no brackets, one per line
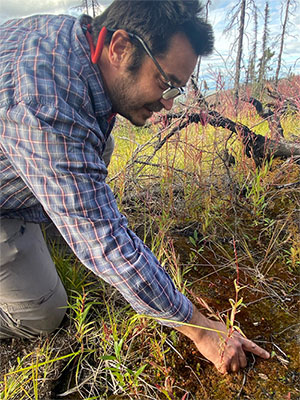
168,73,184,86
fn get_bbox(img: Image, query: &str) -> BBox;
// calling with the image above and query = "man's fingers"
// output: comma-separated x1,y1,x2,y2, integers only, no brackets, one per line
220,336,268,373
219,353,243,373
230,354,240,372
242,338,270,359
217,363,228,374
238,349,248,368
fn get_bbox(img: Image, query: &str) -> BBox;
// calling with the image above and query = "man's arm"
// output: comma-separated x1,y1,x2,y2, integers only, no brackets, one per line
175,304,270,373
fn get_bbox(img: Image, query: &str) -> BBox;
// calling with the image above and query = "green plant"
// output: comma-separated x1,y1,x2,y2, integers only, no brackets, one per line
69,289,99,350
1,341,80,400
162,240,192,294
188,230,206,265
283,246,300,272
245,159,273,219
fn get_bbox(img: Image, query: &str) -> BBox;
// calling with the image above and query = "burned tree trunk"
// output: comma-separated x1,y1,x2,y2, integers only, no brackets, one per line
155,109,300,167
234,0,246,99
147,75,298,168
258,2,270,91
246,5,258,86
156,79,300,167
275,0,291,87
193,111,299,164
186,78,300,165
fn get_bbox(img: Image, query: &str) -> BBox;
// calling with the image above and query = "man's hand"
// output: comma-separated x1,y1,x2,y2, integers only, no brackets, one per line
175,304,270,374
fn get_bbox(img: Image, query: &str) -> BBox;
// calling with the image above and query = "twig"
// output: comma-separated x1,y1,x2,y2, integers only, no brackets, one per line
236,372,247,399
272,180,300,189
274,323,300,336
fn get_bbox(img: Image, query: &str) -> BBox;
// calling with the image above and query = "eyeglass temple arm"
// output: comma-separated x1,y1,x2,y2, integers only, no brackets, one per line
128,33,171,83
106,28,171,84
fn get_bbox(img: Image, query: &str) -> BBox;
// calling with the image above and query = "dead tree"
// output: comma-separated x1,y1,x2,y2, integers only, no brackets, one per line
246,5,258,85
223,0,248,100
242,96,284,139
75,0,102,17
152,78,300,167
258,2,271,91
255,2,275,96
275,0,293,87
195,0,212,83
234,0,246,99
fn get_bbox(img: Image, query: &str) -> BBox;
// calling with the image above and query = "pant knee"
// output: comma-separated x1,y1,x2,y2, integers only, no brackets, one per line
35,284,68,333
0,280,68,339
0,219,68,339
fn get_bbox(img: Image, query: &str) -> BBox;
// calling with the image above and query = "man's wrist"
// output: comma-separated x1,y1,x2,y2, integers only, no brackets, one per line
174,304,210,342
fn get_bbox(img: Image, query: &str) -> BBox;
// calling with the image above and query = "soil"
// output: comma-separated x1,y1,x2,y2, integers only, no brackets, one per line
166,236,300,400
169,276,300,400
0,318,77,400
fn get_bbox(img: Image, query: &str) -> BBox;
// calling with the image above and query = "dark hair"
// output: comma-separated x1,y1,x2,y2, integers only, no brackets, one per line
91,0,214,72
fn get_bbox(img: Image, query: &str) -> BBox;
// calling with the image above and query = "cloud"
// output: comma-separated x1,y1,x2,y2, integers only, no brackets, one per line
0,0,79,19
0,0,114,25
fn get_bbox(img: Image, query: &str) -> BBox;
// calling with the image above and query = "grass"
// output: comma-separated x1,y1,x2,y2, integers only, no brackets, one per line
1,87,299,399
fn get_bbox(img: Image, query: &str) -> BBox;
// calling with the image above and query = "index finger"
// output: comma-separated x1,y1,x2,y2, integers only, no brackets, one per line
241,338,270,359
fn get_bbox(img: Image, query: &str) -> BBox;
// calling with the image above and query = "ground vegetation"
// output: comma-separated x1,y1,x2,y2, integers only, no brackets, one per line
1,76,299,399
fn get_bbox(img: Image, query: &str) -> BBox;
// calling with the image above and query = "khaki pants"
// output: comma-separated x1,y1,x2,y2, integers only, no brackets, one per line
0,134,114,339
0,219,68,339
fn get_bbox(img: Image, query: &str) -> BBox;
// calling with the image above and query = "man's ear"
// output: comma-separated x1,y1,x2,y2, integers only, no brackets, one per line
108,30,133,67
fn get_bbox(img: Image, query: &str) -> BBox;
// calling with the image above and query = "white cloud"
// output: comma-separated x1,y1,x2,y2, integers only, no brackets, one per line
0,0,79,19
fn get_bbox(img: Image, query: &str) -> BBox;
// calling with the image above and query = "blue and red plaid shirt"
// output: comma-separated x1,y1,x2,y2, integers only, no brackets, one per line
0,14,193,326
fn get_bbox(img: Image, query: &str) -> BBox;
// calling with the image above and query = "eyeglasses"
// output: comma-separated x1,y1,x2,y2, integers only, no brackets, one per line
106,28,184,100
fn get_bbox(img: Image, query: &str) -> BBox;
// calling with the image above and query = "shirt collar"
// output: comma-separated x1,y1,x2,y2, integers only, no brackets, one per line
72,17,114,120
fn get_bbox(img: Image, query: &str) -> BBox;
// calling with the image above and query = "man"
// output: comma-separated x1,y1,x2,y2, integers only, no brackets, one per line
0,0,269,373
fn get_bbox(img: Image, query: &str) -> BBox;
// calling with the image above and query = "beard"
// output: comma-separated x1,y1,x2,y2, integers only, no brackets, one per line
108,71,163,126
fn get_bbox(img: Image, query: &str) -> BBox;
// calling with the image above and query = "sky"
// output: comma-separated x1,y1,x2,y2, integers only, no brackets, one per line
0,0,299,91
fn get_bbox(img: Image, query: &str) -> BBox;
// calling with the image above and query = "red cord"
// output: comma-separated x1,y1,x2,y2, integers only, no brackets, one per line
85,26,107,64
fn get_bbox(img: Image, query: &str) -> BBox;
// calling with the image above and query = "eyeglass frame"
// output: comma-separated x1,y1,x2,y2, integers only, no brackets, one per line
106,28,185,101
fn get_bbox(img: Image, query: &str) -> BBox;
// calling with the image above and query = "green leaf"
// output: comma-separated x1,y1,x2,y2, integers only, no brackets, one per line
135,364,147,378
99,355,116,361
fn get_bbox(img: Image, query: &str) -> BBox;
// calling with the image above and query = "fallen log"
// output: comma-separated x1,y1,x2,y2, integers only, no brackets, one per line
174,77,300,165
265,83,299,114
156,110,300,166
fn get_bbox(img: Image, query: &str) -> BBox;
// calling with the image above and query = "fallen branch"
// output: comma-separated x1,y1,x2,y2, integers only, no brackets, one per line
154,77,300,166
265,83,299,113
159,110,300,166
242,96,284,139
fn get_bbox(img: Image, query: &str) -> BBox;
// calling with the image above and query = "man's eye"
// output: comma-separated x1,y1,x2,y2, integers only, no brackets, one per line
159,79,169,90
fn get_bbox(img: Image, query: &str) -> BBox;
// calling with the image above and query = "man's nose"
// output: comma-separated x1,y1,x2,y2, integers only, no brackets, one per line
160,97,174,111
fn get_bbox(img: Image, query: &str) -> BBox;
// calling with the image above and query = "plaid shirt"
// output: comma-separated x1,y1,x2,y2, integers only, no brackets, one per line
0,14,193,326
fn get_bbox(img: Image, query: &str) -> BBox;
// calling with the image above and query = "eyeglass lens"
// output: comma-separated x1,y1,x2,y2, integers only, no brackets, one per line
162,87,181,100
